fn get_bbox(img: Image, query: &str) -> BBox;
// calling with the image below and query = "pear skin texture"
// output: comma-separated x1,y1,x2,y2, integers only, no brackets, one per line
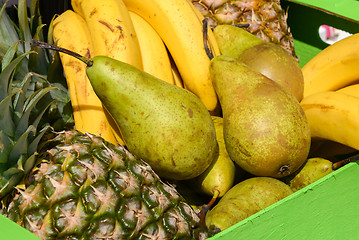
209,56,311,178
86,56,218,180
238,42,304,101
213,25,263,58
192,116,236,197
286,157,334,192
205,177,293,231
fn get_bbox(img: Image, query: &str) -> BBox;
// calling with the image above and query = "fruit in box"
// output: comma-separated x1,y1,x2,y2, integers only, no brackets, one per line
213,24,304,101
209,55,311,178
205,177,293,231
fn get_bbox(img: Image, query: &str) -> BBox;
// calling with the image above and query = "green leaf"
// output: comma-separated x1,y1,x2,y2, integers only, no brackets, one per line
0,131,13,164
18,0,32,53
13,72,46,120
28,125,51,157
47,50,66,85
15,86,56,139
29,24,50,74
0,51,32,100
0,168,24,199
0,1,22,52
0,88,21,137
22,151,37,175
9,125,36,166
1,40,21,72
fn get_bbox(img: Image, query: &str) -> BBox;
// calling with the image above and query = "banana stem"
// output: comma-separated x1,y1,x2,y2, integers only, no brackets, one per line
30,39,93,67
202,18,214,60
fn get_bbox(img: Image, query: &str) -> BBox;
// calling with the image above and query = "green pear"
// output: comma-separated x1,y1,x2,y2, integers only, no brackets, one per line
213,24,263,58
209,55,311,178
32,40,218,180
191,116,237,198
88,57,219,180
205,177,293,231
213,25,304,101
284,157,334,192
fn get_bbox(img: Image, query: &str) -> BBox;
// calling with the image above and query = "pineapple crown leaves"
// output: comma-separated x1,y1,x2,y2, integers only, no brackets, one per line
0,1,22,56
0,45,56,199
1,0,73,130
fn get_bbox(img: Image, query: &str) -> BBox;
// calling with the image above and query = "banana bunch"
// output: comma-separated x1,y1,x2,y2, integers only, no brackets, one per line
302,33,359,98
53,0,221,144
300,33,359,154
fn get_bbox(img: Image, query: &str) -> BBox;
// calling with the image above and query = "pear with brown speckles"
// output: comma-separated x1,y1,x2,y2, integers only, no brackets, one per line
209,55,311,178
84,55,218,180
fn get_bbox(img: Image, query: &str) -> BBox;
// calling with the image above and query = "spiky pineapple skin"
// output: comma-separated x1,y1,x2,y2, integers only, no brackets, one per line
190,0,297,58
4,130,209,240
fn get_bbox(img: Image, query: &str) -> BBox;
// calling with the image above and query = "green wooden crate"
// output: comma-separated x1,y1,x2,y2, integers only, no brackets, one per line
1,1,359,239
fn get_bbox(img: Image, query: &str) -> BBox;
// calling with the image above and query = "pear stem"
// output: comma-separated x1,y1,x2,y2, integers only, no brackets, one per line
332,153,359,170
30,39,93,67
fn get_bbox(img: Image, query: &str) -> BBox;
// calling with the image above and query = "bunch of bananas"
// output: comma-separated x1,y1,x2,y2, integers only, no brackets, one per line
300,32,359,153
52,0,220,146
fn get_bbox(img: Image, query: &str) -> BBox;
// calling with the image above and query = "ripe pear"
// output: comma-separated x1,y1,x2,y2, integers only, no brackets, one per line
32,40,218,180
88,58,219,180
205,177,293,231
213,25,304,101
284,157,334,192
209,55,311,178
191,116,237,198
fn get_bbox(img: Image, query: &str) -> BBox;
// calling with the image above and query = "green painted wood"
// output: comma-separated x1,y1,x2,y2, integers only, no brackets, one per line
287,0,359,22
209,161,359,239
293,39,322,67
282,0,359,50
0,213,40,239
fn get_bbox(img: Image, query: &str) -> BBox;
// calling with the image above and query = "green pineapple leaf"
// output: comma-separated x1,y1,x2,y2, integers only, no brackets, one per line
0,168,24,199
0,88,19,138
15,86,57,139
0,1,22,53
17,0,32,53
9,125,36,165
1,40,21,72
0,51,32,100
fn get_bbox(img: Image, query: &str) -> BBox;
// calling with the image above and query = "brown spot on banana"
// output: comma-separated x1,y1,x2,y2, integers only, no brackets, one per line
98,20,114,32
90,8,97,17
301,104,335,111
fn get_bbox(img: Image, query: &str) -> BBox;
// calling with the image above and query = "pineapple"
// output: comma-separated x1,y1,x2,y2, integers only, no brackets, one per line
5,130,210,239
190,0,297,58
1,1,211,239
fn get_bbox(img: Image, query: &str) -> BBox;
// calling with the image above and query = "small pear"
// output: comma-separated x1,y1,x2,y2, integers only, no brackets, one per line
191,116,237,198
32,40,219,180
205,177,293,231
213,25,304,101
284,157,334,192
209,55,311,178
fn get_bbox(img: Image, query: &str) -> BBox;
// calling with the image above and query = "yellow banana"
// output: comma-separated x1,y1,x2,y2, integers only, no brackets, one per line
53,10,118,145
122,0,221,111
337,83,359,97
300,91,359,150
171,60,184,89
71,0,142,145
129,11,174,85
302,33,359,98
71,0,142,69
